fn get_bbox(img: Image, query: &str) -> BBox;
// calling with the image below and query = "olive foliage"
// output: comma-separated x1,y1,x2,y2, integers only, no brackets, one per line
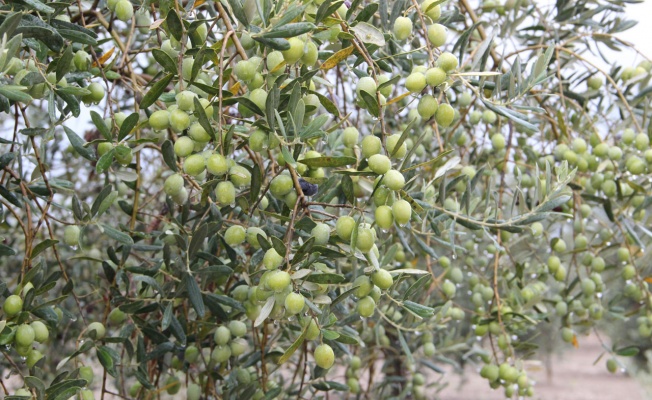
0,0,651,399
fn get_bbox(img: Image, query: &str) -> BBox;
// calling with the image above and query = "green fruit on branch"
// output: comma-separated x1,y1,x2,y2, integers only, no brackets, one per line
437,52,459,72
284,292,305,315
417,94,438,119
368,154,391,175
427,24,447,47
64,225,81,246
361,135,382,159
87,322,106,340
336,216,355,240
393,17,413,40
375,205,394,230
405,73,427,93
215,181,236,205
314,344,335,369
15,324,35,347
115,0,134,22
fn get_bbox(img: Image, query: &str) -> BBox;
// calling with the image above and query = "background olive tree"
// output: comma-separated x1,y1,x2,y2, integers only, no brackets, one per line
0,0,651,398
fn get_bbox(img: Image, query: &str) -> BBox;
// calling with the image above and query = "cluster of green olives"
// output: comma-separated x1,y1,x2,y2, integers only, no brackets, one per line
480,361,533,398
2,293,49,368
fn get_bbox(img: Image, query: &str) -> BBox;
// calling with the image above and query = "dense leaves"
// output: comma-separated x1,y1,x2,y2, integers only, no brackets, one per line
1,0,652,399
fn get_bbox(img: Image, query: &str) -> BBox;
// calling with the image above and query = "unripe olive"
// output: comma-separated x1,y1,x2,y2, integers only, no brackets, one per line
64,225,81,246
31,320,49,343
211,345,232,363
378,74,393,97
282,37,305,64
26,349,43,369
215,181,236,205
311,223,331,245
392,199,412,225
602,180,617,197
635,133,649,151
356,76,377,98
234,60,255,81
353,275,373,298
229,320,247,337
357,296,376,317
246,227,266,248
591,256,605,272
263,248,284,270
87,322,106,340
3,294,23,318
79,365,94,386
342,127,359,148
336,216,355,240
284,292,305,315
73,50,91,71
355,227,375,252
372,269,393,290
188,122,210,143
480,364,500,382
149,110,170,131
393,17,413,40
405,73,427,93
622,264,636,280
482,109,497,124
248,129,268,152
229,165,252,187
491,133,506,150
169,109,190,132
15,324,35,347
626,155,646,175
314,344,335,369
383,169,405,191
305,318,320,340
176,91,197,112
214,325,231,345
267,51,285,75
368,154,391,175
230,338,248,356
421,0,441,20
301,41,319,66
386,134,407,158
608,146,623,160
83,82,105,104
270,175,294,198
128,382,142,398
115,0,134,21
170,137,193,158
427,24,447,47
187,383,201,400
375,205,394,230
114,145,133,166
267,270,291,292
361,135,382,158
553,238,567,253
206,153,228,176
437,52,458,73
417,94,439,119
606,358,618,374
441,280,456,298
249,88,268,112
224,225,246,246
183,153,206,176
435,103,454,127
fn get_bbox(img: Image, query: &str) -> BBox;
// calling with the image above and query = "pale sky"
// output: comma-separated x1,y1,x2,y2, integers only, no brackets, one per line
619,1,652,63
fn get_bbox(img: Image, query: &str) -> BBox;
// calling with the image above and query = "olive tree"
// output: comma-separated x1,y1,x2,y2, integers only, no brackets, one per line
0,0,650,398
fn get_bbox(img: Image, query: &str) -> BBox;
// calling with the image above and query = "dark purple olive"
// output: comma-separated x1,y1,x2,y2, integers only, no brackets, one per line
299,178,318,196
